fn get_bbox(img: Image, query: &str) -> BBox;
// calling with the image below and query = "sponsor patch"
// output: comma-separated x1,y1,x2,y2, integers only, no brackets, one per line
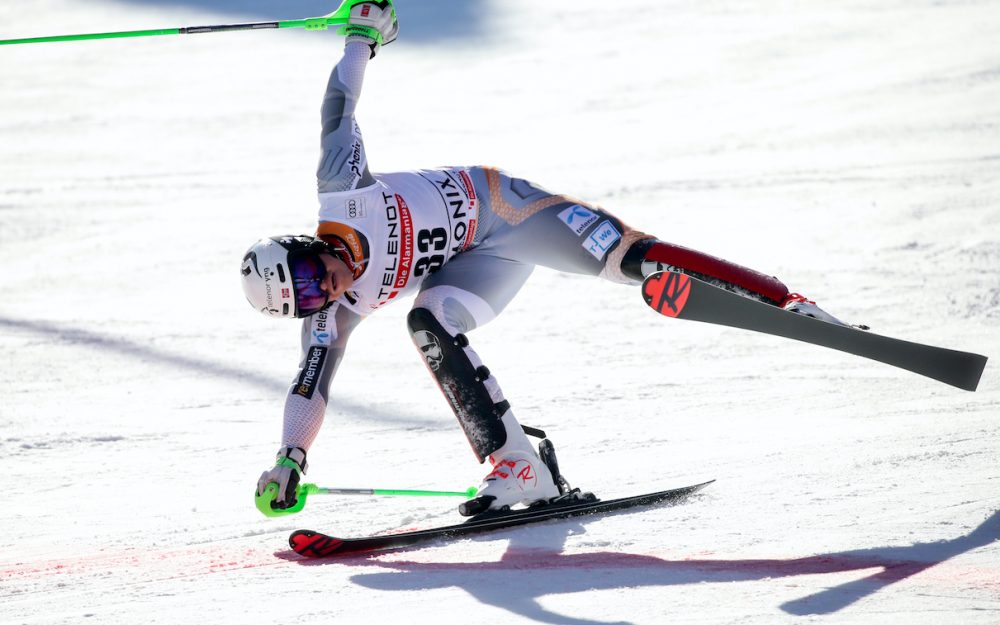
463,218,477,250
347,138,365,188
558,205,599,236
294,346,328,399
458,169,477,202
344,197,366,220
457,170,479,250
394,197,414,289
261,266,285,316
310,309,332,346
583,220,621,260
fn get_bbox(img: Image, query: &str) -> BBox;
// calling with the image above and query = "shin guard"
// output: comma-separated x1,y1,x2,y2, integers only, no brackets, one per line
408,307,508,463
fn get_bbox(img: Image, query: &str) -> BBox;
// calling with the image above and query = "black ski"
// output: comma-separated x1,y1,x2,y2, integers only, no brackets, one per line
642,270,987,391
288,480,713,558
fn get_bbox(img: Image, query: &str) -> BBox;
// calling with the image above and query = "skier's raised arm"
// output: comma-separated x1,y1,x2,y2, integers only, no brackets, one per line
316,3,398,193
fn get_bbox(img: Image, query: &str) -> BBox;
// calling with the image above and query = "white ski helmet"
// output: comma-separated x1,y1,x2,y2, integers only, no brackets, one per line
241,235,332,319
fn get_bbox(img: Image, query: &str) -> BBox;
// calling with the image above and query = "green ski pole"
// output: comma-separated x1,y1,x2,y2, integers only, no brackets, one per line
0,0,390,46
255,482,478,518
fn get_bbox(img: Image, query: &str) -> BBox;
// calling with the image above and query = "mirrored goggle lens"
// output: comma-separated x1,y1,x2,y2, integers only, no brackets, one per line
288,253,329,315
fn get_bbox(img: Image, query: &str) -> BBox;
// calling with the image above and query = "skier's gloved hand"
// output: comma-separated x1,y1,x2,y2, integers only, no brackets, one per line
344,1,398,58
256,447,308,510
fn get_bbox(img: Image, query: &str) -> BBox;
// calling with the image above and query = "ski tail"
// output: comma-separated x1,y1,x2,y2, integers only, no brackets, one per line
642,271,987,391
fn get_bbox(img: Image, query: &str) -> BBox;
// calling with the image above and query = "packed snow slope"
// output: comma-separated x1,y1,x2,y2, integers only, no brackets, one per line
1,1,998,623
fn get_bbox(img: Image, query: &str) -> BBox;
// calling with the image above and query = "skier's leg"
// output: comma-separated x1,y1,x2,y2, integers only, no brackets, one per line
466,167,786,298
407,252,561,513
465,166,846,324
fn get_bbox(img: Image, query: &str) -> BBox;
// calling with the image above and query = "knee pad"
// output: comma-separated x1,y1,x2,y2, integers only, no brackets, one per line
407,307,509,462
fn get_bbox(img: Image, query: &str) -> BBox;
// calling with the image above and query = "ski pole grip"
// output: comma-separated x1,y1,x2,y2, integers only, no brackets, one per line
254,482,315,518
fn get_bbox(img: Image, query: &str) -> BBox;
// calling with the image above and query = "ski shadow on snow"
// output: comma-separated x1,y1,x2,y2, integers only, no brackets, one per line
282,506,1000,625
111,0,493,45
0,315,434,427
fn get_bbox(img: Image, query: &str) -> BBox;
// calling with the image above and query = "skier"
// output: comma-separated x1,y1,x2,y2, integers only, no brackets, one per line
242,1,846,516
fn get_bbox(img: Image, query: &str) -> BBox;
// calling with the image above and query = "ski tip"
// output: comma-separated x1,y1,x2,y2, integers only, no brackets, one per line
289,529,344,558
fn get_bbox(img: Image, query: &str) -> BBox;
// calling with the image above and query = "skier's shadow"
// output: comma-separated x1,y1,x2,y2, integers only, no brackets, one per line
286,508,1000,625
0,315,438,426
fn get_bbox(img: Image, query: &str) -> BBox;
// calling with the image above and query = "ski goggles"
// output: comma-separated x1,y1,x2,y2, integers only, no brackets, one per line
287,250,331,317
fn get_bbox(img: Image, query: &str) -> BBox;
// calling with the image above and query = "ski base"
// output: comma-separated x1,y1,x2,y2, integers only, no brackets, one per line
289,480,714,558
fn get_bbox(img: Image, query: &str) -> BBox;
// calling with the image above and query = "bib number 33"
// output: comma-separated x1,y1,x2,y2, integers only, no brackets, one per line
414,227,446,277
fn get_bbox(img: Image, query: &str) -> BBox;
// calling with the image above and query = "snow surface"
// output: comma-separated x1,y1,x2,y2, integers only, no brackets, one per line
1,0,998,623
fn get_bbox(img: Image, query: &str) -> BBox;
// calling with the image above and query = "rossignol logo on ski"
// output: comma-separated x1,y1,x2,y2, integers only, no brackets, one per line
643,272,692,318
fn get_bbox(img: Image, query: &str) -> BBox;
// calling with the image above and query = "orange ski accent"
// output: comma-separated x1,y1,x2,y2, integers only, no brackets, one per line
643,272,692,318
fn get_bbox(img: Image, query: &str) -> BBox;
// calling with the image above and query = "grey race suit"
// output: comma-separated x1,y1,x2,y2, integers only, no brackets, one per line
279,42,651,460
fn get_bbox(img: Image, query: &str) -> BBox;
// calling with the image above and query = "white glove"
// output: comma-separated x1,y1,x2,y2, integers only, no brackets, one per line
344,1,398,57
256,447,308,510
